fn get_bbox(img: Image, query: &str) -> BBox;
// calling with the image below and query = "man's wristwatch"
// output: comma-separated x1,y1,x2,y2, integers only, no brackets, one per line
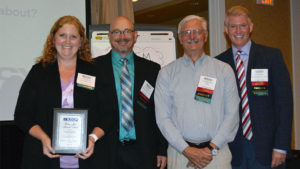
207,143,218,156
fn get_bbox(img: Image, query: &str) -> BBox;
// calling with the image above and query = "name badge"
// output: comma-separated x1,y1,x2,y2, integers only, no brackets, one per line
251,69,268,96
76,73,96,90
195,76,217,104
139,80,154,102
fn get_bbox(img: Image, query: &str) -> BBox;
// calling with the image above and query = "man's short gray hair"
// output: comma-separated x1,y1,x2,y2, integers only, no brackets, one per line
177,15,207,34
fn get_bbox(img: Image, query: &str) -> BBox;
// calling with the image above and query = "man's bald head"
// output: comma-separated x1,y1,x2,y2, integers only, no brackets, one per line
108,16,137,57
110,16,134,32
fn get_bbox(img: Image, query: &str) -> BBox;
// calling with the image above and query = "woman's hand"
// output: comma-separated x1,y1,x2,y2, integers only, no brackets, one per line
40,135,60,158
29,125,60,158
75,137,95,160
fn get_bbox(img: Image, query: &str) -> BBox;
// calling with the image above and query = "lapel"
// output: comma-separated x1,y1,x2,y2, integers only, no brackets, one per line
133,54,148,124
73,58,85,108
73,58,80,107
133,54,143,104
246,42,257,95
225,49,241,96
226,49,236,71
103,52,119,112
46,61,62,108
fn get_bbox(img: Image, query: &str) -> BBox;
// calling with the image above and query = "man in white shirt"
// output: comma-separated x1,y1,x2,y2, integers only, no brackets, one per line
155,15,240,169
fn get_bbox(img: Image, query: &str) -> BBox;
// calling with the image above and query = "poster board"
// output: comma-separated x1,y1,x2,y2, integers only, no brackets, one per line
89,24,177,67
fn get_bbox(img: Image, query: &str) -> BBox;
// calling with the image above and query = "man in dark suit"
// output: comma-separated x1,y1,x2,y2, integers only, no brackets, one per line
216,6,293,169
92,16,168,169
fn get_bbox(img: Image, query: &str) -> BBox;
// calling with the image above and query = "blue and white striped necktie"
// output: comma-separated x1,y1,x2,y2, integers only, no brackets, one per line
120,58,134,131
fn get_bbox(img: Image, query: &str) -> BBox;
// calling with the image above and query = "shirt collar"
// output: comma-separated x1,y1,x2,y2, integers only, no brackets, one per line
183,53,207,66
111,50,134,65
232,40,252,56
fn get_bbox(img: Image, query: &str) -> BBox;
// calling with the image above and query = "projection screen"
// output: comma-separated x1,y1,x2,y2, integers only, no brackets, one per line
0,0,86,121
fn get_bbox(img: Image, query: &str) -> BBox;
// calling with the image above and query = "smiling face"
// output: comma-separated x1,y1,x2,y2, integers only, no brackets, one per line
225,15,253,49
108,17,137,57
179,19,208,55
54,23,82,61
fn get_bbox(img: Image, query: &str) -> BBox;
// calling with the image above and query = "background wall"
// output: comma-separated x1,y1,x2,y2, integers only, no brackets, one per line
291,0,300,150
134,0,209,57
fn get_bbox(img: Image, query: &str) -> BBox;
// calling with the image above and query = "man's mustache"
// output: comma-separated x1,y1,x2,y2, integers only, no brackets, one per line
116,38,130,43
186,38,199,44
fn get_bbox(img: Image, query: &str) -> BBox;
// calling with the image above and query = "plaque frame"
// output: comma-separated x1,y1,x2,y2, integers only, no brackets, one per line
52,108,88,154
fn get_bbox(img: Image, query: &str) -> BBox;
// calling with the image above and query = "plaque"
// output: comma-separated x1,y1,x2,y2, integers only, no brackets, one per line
52,108,88,154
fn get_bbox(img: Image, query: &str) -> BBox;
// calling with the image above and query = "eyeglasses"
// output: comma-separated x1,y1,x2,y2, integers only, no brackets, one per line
110,29,134,36
180,29,206,36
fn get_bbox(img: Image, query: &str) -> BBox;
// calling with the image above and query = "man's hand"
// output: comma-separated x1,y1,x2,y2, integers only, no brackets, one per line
157,155,167,169
183,146,212,169
271,151,286,168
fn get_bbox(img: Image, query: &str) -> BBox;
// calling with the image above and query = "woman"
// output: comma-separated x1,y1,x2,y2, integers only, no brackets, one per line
14,16,104,169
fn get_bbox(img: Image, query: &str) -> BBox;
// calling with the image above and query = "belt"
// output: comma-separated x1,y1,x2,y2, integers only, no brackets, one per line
186,141,210,149
119,139,136,146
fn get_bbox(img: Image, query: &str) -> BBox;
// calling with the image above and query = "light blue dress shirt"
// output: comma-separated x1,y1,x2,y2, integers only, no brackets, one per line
155,54,240,153
111,50,136,141
232,40,251,75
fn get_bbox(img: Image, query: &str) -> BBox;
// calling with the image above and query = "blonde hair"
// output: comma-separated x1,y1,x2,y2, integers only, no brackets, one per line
225,6,252,26
36,15,92,66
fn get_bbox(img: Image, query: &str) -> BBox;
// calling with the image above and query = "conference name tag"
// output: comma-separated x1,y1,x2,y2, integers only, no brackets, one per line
139,80,154,103
194,76,217,104
251,69,268,96
76,73,96,90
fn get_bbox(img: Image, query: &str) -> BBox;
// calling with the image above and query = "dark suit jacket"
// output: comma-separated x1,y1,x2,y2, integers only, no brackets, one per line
90,52,168,169
216,41,293,166
14,58,96,169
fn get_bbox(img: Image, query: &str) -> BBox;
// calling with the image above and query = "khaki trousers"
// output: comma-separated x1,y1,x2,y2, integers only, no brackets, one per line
167,144,232,169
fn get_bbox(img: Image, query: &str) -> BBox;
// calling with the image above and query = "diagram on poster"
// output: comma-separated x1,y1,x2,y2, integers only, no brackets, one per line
91,31,176,67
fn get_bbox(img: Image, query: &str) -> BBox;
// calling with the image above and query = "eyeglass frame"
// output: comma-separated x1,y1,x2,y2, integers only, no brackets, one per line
110,29,135,36
179,29,206,37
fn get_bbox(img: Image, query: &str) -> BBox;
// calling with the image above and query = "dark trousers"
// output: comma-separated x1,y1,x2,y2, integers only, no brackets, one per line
113,142,142,169
232,139,285,169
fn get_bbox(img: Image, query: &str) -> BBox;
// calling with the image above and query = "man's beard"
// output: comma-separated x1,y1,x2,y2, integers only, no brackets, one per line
115,38,131,54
